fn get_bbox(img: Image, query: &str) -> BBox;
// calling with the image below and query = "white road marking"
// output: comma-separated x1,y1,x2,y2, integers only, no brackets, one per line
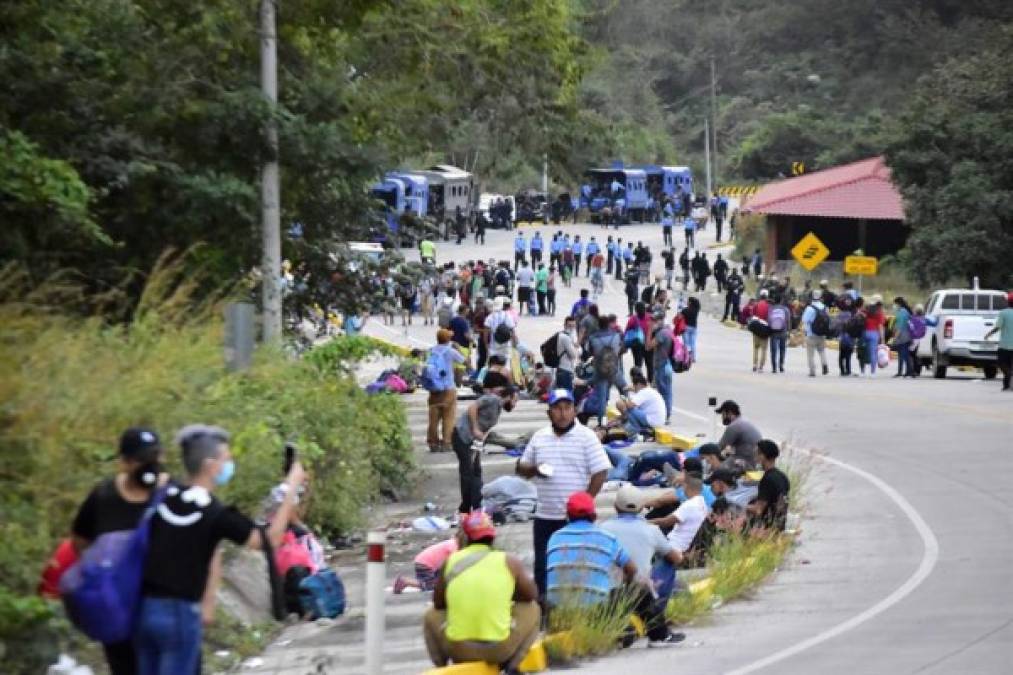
725,452,940,675
367,320,430,347
673,406,709,422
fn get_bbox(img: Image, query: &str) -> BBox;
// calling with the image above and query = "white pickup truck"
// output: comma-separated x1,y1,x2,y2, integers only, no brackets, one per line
920,287,1009,379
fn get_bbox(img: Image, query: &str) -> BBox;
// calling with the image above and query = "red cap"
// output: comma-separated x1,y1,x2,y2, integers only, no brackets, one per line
461,511,496,541
566,491,597,519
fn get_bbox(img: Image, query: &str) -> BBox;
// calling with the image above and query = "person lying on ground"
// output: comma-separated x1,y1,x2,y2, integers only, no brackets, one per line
423,512,540,672
604,447,682,486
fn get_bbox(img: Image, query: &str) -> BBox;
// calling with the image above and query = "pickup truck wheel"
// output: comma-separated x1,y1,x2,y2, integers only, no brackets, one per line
932,344,947,379
983,365,998,380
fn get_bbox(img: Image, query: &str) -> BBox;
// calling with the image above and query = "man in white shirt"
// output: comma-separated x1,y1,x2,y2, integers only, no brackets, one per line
515,261,536,316
485,299,517,361
615,369,665,438
517,389,611,599
666,473,708,553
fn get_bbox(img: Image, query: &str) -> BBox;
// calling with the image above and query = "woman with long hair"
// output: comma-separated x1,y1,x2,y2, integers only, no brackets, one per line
891,296,915,377
863,295,887,376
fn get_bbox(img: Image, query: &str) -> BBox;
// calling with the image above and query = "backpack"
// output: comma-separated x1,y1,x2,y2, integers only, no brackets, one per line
623,325,644,348
59,488,167,644
421,350,449,392
298,568,346,619
493,321,512,344
640,285,655,304
540,332,562,368
283,565,313,617
847,312,866,339
811,307,832,337
909,315,926,339
592,335,619,380
768,306,789,332
275,530,317,577
670,335,692,373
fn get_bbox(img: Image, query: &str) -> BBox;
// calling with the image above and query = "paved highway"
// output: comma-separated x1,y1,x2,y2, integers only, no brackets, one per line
364,216,1012,674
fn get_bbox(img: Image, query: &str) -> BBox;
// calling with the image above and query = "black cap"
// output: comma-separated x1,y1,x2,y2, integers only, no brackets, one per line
715,400,740,415
705,468,739,486
119,427,162,461
697,443,722,457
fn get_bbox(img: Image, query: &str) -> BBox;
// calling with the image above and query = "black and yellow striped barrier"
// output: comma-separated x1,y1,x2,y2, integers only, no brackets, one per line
716,185,761,197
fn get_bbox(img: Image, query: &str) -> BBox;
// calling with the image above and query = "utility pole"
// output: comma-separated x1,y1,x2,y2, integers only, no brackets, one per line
704,117,712,200
710,56,718,195
542,153,548,195
260,0,282,342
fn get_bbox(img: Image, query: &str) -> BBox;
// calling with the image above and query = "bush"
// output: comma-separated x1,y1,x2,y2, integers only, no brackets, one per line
0,261,414,669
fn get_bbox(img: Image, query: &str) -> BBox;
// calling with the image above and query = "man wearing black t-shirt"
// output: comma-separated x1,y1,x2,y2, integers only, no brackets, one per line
749,439,791,531
71,427,168,675
135,425,305,675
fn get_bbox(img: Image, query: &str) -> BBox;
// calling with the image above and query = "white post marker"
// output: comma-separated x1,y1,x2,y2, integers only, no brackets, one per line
365,530,386,675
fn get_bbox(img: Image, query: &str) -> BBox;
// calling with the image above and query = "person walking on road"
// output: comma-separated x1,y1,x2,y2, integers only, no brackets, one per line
555,317,580,392
515,261,535,316
613,238,625,280
681,297,701,363
647,310,675,422
427,329,467,452
452,383,518,513
513,232,527,271
752,289,770,372
534,263,549,315
984,291,1013,391
420,238,437,266
713,254,728,293
585,237,600,277
662,201,675,247
625,303,651,371
683,215,696,248
605,236,616,275
423,511,540,672
863,295,887,376
517,390,610,599
588,316,628,424
890,296,915,378
767,294,790,373
751,249,763,278
802,292,830,377
530,231,543,265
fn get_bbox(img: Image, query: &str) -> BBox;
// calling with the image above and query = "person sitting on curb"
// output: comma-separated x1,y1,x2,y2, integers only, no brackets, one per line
596,368,665,442
748,439,791,532
715,399,762,470
642,457,715,532
423,512,540,673
705,467,757,510
696,443,723,476
600,487,686,647
650,474,709,604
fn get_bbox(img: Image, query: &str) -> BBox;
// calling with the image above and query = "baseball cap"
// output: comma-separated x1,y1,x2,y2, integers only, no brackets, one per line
614,485,645,513
547,388,575,406
119,427,162,461
705,467,739,486
460,511,496,541
566,491,597,519
715,400,740,415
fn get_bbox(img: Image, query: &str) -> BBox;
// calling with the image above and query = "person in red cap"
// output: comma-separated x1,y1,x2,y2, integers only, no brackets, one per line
423,511,540,671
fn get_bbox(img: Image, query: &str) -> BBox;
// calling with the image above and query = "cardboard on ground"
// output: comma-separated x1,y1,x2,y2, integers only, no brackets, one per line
790,232,830,271
844,255,878,276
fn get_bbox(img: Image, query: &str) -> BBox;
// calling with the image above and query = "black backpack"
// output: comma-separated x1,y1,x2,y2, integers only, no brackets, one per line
592,335,619,380
811,308,832,337
283,566,312,617
540,332,562,368
846,312,866,339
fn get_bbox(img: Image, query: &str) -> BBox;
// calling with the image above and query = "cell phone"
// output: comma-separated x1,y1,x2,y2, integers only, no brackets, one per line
283,442,297,474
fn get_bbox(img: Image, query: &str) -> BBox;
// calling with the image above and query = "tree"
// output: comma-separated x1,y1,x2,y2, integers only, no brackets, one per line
886,29,1013,288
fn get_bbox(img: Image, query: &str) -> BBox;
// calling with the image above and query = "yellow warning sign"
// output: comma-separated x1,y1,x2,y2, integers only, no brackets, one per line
792,161,806,176
844,255,878,276
791,232,830,271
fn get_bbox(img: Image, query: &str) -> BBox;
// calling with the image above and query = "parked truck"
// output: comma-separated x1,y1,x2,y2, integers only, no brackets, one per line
920,285,1008,379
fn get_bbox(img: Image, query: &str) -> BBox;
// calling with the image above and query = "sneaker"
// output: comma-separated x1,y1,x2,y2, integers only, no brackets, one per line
648,632,686,648
822,365,829,375
392,576,408,595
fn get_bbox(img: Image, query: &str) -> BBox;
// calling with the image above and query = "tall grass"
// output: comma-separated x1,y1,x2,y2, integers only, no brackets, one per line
544,586,640,663
0,258,414,673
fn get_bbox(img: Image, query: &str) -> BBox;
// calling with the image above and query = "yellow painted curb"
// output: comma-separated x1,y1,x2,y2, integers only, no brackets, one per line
517,640,548,672
420,663,499,675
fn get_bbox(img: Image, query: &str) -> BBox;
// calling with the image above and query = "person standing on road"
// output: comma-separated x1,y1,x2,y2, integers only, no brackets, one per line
890,296,914,378
427,329,467,452
452,384,518,513
678,248,691,290
802,293,830,377
624,272,640,318
721,271,743,322
534,263,549,315
588,315,628,423
662,200,675,247
550,234,563,269
751,249,763,278
485,299,517,366
423,511,540,672
714,400,762,469
530,231,543,265
556,316,580,392
984,291,1013,391
517,390,611,599
863,295,887,376
713,254,728,293
513,232,527,271
605,236,616,275
137,426,306,675
752,289,771,372
683,215,696,248
767,294,790,373
585,237,600,277
420,238,437,266
661,247,675,291
625,303,651,371
572,236,583,276
474,210,486,244
515,261,535,316
70,428,169,675
546,266,558,316
681,297,701,363
647,310,675,422
622,242,635,281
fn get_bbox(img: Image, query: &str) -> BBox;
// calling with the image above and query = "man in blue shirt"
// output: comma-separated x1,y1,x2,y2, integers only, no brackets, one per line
605,236,615,275
514,233,527,271
571,236,583,274
550,235,564,269
585,237,600,277
530,232,543,265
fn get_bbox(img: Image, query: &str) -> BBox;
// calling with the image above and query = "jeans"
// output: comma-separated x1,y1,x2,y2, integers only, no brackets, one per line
533,518,567,599
722,295,740,322
684,326,698,361
651,559,678,606
628,449,681,486
451,428,483,513
654,363,673,420
864,330,880,373
895,341,912,376
769,333,787,371
684,228,694,247
624,407,654,437
839,339,853,375
606,446,635,481
135,597,201,675
554,368,574,393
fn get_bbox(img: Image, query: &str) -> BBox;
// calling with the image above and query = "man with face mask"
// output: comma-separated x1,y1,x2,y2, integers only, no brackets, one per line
70,427,169,675
517,389,611,599
714,400,762,469
136,425,306,675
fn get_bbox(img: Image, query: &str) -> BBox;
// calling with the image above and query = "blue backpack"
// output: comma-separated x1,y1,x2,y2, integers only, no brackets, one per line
59,488,166,644
421,349,449,392
298,568,346,619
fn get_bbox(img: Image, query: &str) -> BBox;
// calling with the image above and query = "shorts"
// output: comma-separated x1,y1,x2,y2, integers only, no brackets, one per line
415,563,439,591
518,287,531,303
